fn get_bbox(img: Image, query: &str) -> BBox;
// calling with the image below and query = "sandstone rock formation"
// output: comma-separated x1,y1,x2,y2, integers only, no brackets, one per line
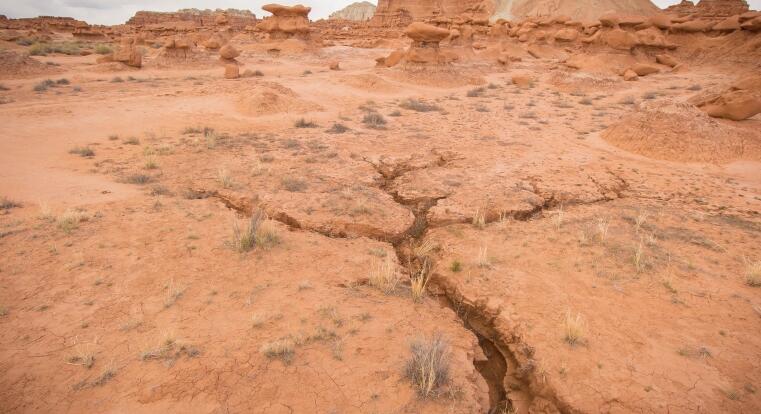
256,4,311,39
377,22,453,67
111,38,143,68
665,0,750,18
127,9,256,30
693,75,761,121
329,1,377,21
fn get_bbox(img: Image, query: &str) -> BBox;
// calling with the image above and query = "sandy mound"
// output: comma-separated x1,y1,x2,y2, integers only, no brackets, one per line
235,82,323,116
0,50,63,79
340,73,402,93
602,100,761,163
385,65,485,88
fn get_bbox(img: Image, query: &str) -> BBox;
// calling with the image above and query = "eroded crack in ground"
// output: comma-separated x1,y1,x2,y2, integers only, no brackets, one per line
194,152,629,413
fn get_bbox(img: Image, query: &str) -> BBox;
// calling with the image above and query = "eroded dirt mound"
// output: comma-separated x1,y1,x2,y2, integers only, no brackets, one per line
340,73,402,93
235,82,323,116
0,50,63,78
602,100,761,163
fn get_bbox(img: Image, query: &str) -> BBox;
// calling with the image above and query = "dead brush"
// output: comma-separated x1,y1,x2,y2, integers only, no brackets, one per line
400,98,441,113
563,311,585,346
66,340,95,369
411,238,437,260
405,333,450,398
260,338,294,364
57,209,90,233
745,259,761,287
231,211,280,252
369,256,399,294
410,259,431,302
472,208,486,229
362,111,387,129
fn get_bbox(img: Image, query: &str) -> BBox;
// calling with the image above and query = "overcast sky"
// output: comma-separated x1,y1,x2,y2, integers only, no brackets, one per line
0,1,758,25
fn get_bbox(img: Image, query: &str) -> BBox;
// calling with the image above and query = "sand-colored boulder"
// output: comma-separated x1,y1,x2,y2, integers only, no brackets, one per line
703,90,761,121
112,40,142,68
623,68,639,81
329,61,340,70
220,44,240,60
648,14,672,29
604,28,638,50
224,64,240,79
554,28,579,42
635,26,674,48
655,54,678,67
631,63,660,76
376,49,404,67
600,13,620,28
257,4,311,39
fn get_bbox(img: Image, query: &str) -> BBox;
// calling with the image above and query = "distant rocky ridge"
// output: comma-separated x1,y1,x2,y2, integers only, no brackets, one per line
329,1,377,21
126,9,256,29
665,0,750,17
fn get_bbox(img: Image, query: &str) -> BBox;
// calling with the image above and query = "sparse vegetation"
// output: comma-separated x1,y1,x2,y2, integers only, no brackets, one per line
231,211,280,252
29,41,82,56
94,44,112,55
327,123,349,134
405,334,450,398
362,112,387,129
563,311,585,346
260,338,294,363
33,79,55,92
294,118,317,128
69,146,95,157
746,260,761,287
281,177,308,192
1,197,21,210
400,98,441,112
369,256,399,294
124,173,152,185
466,87,486,97
57,209,90,233
111,76,124,83
123,136,140,145
450,260,462,273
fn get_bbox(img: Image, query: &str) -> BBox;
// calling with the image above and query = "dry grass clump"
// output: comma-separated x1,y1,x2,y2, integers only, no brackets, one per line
369,256,399,294
400,98,441,112
362,112,387,129
563,311,585,346
466,87,486,97
163,279,185,308
260,338,294,364
281,177,308,192
66,341,95,369
294,118,317,128
405,334,450,398
1,197,21,210
69,146,95,157
596,217,610,242
477,244,491,268
140,334,200,362
124,173,152,185
231,211,280,252
746,260,761,287
472,208,486,229
410,259,431,302
327,123,350,134
57,209,90,233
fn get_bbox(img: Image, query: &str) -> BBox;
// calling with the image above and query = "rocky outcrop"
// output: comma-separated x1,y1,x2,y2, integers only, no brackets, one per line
256,4,311,39
329,1,377,21
377,22,454,67
665,0,750,17
127,9,256,29
370,0,493,27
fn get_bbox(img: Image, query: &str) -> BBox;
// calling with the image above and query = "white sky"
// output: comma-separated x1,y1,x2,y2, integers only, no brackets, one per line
0,1,758,26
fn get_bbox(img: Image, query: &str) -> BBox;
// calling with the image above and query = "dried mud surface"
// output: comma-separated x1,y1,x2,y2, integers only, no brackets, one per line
1,36,761,414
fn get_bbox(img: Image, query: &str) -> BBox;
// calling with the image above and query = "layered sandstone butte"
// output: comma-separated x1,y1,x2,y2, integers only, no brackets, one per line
0,16,88,31
371,0,661,25
665,0,750,17
371,0,494,26
127,9,256,29
329,1,377,21
256,4,311,39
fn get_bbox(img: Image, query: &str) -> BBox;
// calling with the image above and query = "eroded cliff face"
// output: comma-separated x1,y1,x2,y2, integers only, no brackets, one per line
329,1,377,21
371,0,495,26
370,0,662,25
665,0,750,17
126,9,256,29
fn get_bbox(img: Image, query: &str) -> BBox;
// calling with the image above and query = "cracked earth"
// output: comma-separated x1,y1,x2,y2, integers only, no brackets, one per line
1,45,760,413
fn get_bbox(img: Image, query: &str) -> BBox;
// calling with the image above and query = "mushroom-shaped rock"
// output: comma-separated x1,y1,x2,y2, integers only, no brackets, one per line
599,13,620,28
648,14,672,30
257,4,311,39
220,44,240,60
672,19,715,32
405,22,451,44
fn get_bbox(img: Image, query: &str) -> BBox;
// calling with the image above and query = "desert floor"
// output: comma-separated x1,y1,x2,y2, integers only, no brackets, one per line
1,41,760,413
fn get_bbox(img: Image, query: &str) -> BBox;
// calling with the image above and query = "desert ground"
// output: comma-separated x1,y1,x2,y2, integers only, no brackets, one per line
1,2,761,413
